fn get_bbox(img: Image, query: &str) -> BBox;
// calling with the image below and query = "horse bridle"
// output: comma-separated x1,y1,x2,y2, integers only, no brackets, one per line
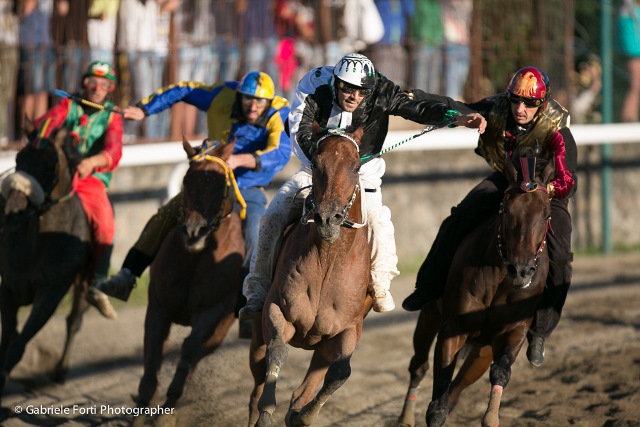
496,184,552,269
301,132,365,229
188,153,247,232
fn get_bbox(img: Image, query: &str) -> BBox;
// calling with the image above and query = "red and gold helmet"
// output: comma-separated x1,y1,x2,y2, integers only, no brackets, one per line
506,66,549,108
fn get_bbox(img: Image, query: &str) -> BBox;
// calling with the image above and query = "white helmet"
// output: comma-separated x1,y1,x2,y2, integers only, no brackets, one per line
333,53,376,89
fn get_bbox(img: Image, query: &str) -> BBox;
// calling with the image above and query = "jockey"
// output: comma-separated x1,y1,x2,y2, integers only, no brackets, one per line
402,66,577,367
34,60,124,320
239,53,486,320
96,72,291,320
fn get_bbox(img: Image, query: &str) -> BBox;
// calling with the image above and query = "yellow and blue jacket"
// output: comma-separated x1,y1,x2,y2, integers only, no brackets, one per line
138,81,291,188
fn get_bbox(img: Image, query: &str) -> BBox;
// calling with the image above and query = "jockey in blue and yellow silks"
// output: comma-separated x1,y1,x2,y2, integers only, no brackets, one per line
97,72,291,310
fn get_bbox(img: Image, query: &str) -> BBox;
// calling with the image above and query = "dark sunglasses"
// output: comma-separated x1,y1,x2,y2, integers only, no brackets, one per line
507,93,543,108
338,80,372,97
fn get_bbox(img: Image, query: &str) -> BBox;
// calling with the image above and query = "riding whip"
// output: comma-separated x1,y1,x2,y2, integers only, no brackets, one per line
54,89,124,115
360,111,460,165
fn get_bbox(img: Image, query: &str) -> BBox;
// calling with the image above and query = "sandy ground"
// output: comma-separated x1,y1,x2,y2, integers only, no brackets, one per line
1,252,639,427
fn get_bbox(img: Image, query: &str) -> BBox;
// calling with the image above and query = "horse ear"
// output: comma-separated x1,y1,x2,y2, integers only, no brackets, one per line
504,153,518,184
23,115,35,136
351,127,365,143
541,158,555,184
219,140,235,161
182,135,197,158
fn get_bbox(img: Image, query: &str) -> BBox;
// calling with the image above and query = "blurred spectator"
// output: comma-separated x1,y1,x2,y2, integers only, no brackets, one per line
118,0,177,139
342,0,384,53
572,53,602,124
51,0,90,92
317,0,346,66
367,0,414,89
618,0,640,122
0,0,19,144
17,0,55,133
171,0,215,139
237,0,278,91
212,0,241,82
410,0,443,93
87,0,119,64
274,0,315,100
441,0,472,100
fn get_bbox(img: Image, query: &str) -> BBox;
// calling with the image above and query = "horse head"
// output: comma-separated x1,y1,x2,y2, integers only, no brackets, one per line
310,127,363,243
2,123,78,216
180,137,237,252
498,145,555,288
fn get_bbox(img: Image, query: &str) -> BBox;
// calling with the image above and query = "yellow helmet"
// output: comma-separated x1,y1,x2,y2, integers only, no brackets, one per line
237,71,275,100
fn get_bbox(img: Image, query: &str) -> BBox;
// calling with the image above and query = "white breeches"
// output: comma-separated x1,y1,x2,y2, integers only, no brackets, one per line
242,158,399,301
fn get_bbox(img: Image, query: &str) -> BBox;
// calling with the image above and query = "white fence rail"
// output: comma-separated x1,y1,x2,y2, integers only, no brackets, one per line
2,123,639,174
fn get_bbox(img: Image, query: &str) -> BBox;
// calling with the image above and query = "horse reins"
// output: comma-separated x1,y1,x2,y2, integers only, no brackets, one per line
188,152,247,232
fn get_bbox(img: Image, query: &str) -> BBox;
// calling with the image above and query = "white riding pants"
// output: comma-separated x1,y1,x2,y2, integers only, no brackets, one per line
242,158,399,302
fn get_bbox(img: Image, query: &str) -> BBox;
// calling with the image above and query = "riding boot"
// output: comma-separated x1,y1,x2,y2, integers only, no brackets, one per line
85,244,118,319
96,247,152,301
370,271,396,312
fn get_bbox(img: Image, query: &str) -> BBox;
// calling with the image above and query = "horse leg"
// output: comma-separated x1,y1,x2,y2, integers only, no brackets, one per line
257,336,289,427
0,290,19,406
293,356,350,427
481,334,523,427
285,350,331,425
137,299,172,408
1,288,67,381
249,317,267,427
448,345,492,410
164,309,235,408
398,302,441,427
54,277,90,383
426,329,468,427
291,330,358,427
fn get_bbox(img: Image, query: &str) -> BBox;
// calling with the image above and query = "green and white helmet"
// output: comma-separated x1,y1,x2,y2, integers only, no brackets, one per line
332,53,376,89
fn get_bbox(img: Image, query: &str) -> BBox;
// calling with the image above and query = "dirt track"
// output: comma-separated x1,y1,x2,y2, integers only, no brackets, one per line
2,253,640,427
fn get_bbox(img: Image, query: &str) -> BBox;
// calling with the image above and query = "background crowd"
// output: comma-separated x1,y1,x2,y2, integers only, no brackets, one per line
0,0,475,145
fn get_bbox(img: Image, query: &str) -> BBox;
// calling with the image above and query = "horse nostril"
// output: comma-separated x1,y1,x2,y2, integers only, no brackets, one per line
313,213,323,225
507,264,517,278
525,266,536,277
331,213,344,225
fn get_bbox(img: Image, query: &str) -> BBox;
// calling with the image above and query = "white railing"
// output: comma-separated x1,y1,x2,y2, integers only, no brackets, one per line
2,122,639,174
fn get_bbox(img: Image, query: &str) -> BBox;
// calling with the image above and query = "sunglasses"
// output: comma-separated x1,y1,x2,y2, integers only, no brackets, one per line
241,94,269,106
84,77,114,91
337,80,372,97
507,93,543,108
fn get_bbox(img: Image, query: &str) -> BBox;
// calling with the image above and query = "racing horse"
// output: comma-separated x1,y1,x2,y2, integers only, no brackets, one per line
0,125,94,418
133,138,245,420
397,146,555,427
248,127,372,427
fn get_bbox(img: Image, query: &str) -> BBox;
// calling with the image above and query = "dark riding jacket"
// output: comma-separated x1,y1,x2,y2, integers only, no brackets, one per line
289,66,476,165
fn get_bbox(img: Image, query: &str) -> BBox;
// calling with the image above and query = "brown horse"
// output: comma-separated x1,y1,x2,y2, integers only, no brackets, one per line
0,126,93,419
248,128,372,427
398,146,555,427
133,139,245,419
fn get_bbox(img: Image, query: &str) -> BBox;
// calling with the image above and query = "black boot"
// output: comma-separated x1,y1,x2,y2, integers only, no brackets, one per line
402,286,431,311
526,335,545,367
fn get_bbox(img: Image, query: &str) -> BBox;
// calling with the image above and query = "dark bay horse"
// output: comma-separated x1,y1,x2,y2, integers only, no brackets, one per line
398,146,555,427
248,128,372,427
0,126,93,418
133,139,245,420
